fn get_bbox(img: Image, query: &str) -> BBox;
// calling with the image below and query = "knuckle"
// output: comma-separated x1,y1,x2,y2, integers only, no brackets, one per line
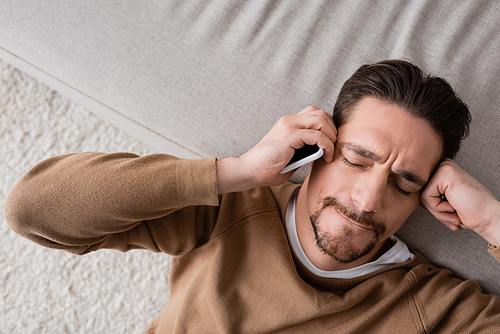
436,162,454,175
276,116,295,134
277,115,292,127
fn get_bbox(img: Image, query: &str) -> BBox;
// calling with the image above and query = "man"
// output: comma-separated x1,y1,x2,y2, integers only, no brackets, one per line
5,60,500,332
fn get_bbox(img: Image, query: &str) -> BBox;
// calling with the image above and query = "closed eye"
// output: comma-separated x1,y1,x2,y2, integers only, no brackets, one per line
342,157,362,167
344,155,413,196
391,179,411,196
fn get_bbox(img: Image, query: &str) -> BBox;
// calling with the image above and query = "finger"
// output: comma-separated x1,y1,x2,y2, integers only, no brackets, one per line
424,198,456,213
443,222,461,232
420,191,455,212
297,106,322,115
421,184,449,204
300,107,337,135
273,109,337,163
442,222,468,231
431,211,462,225
426,208,464,231
288,129,336,163
292,110,337,144
421,194,463,223
437,201,456,213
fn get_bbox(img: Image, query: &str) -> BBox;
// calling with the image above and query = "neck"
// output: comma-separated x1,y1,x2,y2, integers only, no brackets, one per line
295,186,391,271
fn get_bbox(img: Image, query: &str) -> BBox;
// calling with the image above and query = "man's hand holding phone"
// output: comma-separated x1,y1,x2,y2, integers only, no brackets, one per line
216,106,337,194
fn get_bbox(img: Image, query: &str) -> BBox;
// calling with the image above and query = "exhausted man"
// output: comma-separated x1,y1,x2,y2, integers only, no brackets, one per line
5,60,500,333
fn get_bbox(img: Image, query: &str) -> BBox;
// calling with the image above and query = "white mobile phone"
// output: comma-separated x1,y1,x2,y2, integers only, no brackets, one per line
280,144,324,174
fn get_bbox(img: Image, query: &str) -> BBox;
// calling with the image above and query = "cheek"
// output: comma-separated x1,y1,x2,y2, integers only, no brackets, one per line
310,151,356,183
384,197,420,234
308,158,352,199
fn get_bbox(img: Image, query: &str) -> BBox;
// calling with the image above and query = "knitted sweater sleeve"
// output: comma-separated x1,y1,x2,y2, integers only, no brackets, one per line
409,261,500,332
4,152,220,255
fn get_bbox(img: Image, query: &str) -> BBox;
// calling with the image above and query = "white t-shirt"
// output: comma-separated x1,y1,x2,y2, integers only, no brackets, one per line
286,192,414,279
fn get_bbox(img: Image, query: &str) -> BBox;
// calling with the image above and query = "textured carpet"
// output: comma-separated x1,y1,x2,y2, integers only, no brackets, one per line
0,59,171,333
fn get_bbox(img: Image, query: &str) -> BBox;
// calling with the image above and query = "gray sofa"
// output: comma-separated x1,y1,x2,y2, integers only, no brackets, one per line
1,0,499,300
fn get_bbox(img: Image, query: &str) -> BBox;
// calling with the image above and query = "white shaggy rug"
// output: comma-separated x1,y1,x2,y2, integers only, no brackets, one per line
0,59,171,333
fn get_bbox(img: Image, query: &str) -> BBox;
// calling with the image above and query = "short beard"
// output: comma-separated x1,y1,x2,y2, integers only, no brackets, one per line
309,196,387,264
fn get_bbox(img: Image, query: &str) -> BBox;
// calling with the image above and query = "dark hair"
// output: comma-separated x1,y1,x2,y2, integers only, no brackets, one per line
333,59,471,159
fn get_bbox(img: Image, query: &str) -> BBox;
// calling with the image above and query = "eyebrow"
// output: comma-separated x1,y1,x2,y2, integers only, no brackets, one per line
340,142,427,187
341,142,382,162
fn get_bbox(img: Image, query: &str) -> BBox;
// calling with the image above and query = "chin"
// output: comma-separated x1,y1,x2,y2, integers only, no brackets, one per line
309,196,387,264
313,224,380,264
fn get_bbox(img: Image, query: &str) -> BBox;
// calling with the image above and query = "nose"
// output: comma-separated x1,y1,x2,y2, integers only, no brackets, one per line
351,170,386,213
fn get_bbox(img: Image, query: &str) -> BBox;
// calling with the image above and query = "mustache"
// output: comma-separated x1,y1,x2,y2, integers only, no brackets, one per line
313,196,387,236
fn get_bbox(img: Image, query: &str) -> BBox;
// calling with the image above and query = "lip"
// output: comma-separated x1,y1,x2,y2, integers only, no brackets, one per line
335,208,374,231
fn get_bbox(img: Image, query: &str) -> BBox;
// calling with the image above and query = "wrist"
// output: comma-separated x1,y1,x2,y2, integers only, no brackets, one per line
216,157,256,194
480,199,500,247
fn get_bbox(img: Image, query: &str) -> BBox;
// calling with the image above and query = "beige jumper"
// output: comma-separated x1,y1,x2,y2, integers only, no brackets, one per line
4,152,500,333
